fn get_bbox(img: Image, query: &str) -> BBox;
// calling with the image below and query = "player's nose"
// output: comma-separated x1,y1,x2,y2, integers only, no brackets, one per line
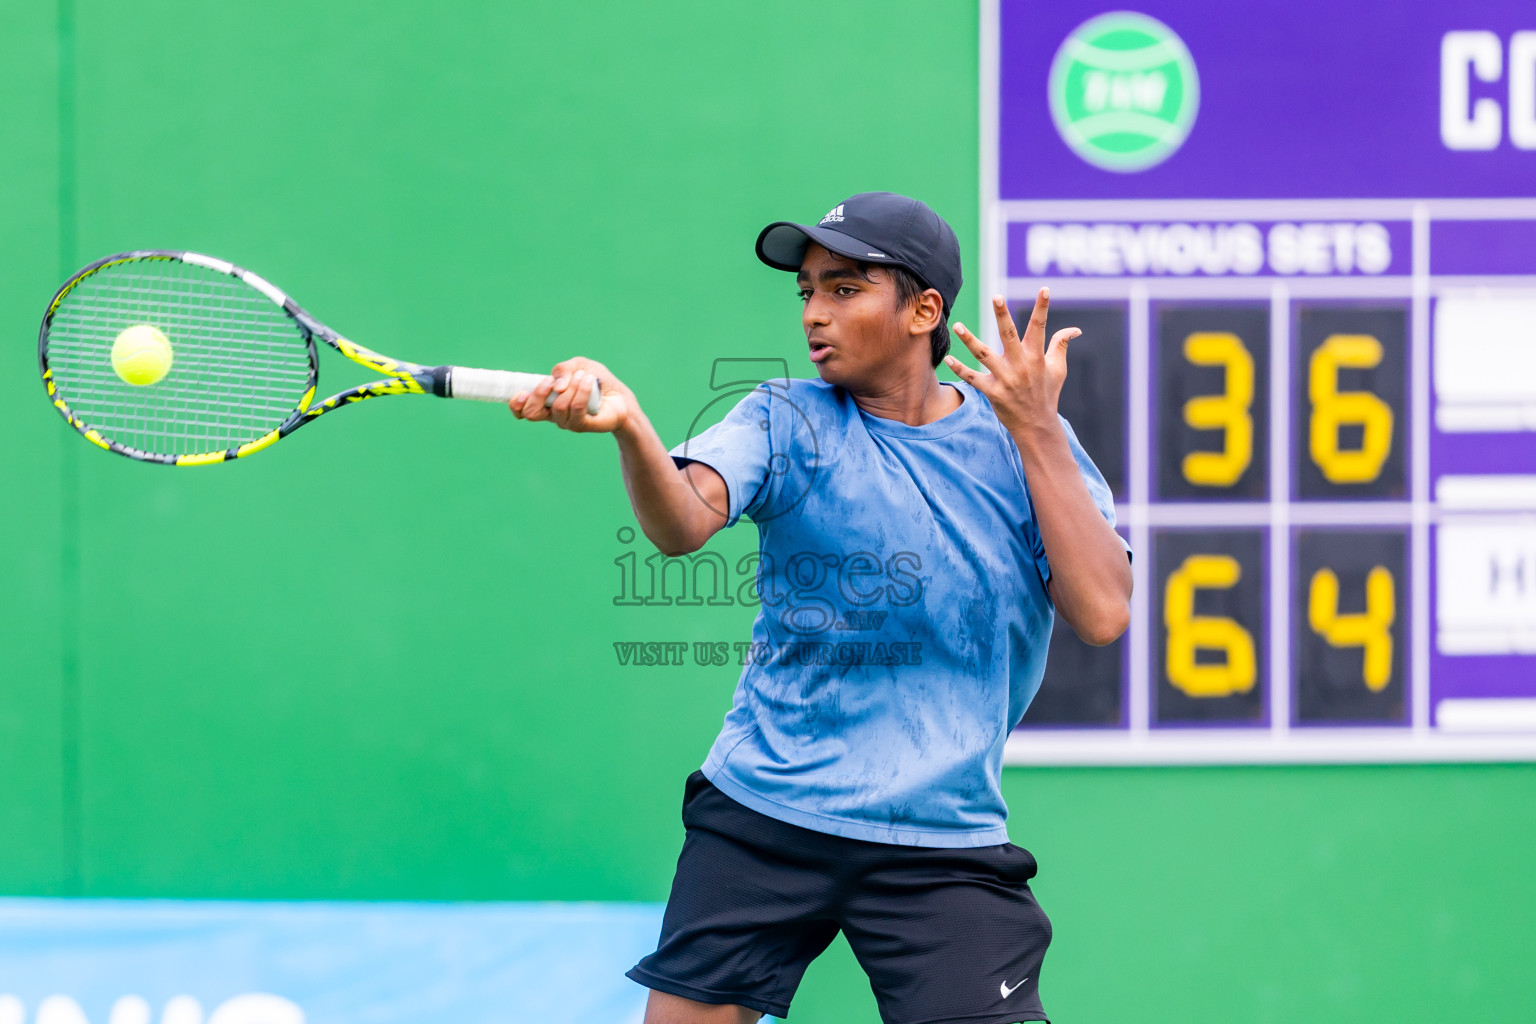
802,294,832,331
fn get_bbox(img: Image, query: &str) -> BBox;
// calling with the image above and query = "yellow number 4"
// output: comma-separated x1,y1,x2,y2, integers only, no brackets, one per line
1308,566,1395,691
1309,335,1392,484
1165,554,1257,697
1181,332,1254,487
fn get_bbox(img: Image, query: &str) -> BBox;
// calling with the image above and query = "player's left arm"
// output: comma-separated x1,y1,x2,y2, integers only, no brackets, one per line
945,289,1133,646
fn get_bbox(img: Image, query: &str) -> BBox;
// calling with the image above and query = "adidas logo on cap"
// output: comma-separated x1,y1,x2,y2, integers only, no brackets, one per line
819,204,845,225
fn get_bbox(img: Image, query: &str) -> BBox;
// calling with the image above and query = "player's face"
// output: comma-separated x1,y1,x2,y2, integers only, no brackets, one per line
797,244,919,386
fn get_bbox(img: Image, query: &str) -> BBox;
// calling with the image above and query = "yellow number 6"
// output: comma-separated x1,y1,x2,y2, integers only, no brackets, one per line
1309,335,1392,484
1308,566,1395,691
1181,332,1254,487
1165,554,1257,697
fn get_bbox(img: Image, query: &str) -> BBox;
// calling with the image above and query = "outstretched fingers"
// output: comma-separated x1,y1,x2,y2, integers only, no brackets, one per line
943,323,992,390
991,294,1025,352
1046,326,1081,363
1017,288,1051,353
950,321,1000,369
941,352,983,388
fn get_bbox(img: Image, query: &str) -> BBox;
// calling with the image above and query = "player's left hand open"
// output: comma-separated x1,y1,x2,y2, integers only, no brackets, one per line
944,288,1080,436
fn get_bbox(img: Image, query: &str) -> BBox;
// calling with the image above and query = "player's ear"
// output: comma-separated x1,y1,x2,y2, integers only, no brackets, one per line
909,288,944,336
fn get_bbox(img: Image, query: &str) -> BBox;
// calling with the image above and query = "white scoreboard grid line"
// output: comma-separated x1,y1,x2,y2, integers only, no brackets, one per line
1411,204,1433,737
1001,276,1536,301
1127,285,1151,738
994,197,1536,221
1269,283,1292,740
1003,731,1536,766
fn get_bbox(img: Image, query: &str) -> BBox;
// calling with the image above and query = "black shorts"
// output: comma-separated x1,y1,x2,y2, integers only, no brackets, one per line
627,771,1051,1024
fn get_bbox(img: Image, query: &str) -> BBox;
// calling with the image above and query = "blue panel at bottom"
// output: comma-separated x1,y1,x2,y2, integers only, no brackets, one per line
0,898,666,1024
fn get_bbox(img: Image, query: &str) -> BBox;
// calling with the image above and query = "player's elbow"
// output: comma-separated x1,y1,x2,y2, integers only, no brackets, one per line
651,532,701,558
638,506,721,557
1071,599,1130,647
648,522,713,557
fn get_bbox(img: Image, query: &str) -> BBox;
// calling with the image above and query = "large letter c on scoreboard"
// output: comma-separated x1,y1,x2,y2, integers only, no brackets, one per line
1441,31,1503,150
1512,32,1536,150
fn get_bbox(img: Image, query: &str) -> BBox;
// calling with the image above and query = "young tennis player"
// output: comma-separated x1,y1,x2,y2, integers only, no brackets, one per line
509,192,1132,1024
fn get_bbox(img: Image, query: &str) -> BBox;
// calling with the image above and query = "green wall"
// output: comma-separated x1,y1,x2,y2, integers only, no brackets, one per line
2,2,1532,1021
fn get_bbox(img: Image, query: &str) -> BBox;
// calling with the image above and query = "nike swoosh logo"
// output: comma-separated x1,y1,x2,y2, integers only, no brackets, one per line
1000,977,1029,999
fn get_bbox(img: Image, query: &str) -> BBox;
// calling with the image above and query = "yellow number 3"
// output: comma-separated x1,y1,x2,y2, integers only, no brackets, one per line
1309,335,1392,483
1181,332,1254,487
1165,555,1257,697
1308,566,1395,690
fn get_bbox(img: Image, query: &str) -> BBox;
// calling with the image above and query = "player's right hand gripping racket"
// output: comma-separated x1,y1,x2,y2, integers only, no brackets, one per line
38,250,602,465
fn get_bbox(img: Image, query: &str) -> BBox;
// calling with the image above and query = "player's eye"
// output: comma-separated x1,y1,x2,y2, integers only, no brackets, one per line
835,286,858,297
796,288,812,302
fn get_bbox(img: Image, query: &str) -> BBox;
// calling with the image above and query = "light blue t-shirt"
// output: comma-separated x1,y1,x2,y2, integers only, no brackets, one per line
669,377,1125,848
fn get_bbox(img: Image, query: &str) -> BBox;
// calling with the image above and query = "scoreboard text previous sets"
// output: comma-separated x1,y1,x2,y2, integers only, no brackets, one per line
988,1,1536,762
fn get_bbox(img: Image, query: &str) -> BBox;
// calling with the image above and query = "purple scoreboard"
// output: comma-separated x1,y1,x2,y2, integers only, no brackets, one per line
989,1,1536,763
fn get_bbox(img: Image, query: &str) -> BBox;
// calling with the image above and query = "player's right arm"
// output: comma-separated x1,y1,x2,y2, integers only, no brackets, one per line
508,355,729,556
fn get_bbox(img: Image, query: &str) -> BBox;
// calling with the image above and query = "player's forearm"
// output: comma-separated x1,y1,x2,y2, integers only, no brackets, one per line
1011,419,1133,645
614,405,716,556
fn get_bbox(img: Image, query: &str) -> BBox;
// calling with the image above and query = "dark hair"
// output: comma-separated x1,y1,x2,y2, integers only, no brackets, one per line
844,258,951,368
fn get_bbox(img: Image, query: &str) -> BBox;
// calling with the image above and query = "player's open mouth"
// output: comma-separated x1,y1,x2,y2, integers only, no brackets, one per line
809,343,833,363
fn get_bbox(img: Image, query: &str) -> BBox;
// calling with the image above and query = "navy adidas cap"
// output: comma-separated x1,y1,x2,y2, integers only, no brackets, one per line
755,192,963,316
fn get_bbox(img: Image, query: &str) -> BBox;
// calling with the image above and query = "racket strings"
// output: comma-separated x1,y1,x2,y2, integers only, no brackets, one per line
45,260,315,455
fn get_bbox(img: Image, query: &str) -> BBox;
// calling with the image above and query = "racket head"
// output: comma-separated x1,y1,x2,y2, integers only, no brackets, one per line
39,251,321,465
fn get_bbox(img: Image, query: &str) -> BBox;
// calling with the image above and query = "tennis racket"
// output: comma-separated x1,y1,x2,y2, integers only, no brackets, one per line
38,250,602,466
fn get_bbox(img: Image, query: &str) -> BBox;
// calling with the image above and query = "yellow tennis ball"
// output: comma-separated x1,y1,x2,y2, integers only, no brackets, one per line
111,324,174,386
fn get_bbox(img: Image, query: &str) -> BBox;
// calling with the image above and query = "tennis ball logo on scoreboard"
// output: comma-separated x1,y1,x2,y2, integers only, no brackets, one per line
1048,11,1199,172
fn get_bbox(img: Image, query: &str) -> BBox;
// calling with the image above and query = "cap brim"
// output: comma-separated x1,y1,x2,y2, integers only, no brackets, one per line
755,222,903,273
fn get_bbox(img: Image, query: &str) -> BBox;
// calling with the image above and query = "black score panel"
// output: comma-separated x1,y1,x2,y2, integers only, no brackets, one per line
1019,614,1124,728
1294,305,1407,500
1156,305,1270,501
1293,529,1408,725
1153,529,1267,725
1021,302,1127,500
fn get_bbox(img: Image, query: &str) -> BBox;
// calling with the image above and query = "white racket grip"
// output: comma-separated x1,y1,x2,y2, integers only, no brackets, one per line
448,366,603,414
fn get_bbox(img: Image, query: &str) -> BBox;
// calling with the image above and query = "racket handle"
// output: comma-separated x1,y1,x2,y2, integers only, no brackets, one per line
446,366,603,415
